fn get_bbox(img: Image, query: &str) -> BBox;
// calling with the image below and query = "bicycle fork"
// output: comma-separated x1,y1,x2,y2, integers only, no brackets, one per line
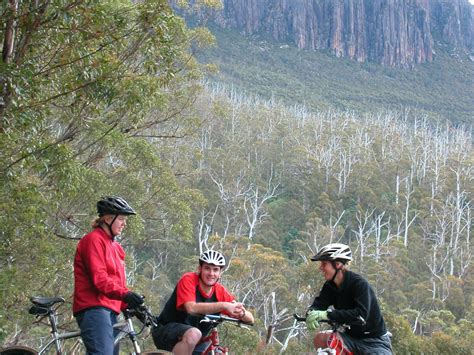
116,315,142,354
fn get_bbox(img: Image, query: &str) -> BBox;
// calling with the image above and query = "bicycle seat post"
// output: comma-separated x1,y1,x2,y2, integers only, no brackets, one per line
48,308,62,354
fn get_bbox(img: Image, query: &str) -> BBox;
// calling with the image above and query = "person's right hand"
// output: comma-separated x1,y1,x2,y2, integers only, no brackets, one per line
123,291,144,309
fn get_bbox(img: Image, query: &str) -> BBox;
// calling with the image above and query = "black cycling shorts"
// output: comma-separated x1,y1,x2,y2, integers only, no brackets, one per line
340,332,393,355
152,323,211,354
152,322,192,352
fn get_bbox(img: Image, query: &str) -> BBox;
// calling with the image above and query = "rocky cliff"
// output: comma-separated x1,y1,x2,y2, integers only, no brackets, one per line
203,0,474,67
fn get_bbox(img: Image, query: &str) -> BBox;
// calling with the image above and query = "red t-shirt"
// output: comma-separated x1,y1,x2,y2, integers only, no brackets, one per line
176,272,235,311
156,272,235,333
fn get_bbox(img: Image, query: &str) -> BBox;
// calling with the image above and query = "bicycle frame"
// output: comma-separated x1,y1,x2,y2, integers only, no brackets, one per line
293,314,353,355
1,296,155,355
316,330,352,355
35,312,141,354
200,327,228,355
38,329,81,355
198,314,252,355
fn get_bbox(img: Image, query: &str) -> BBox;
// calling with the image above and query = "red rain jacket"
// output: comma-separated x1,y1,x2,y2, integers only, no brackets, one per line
73,227,129,315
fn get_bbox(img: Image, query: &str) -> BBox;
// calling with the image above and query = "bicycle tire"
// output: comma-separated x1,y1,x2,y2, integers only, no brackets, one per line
0,345,38,355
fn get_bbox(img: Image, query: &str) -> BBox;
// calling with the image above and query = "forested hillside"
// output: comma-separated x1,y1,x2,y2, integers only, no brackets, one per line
190,0,474,125
180,85,473,353
198,26,474,125
1,1,472,354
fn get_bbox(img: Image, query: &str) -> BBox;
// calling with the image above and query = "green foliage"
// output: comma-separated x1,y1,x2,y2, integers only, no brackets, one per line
429,331,471,355
0,0,205,346
384,311,446,354
384,312,417,353
0,2,472,353
218,322,260,354
280,340,312,354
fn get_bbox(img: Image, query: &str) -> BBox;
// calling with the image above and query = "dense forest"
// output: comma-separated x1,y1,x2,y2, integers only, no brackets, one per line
1,1,472,354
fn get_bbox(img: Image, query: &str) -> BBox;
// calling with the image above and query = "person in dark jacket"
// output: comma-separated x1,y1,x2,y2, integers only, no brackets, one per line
73,196,144,355
306,243,392,354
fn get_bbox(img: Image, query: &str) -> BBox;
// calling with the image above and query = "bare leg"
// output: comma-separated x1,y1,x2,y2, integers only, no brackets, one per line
172,328,202,355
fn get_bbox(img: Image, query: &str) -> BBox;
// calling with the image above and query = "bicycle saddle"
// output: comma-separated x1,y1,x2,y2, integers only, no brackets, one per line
30,296,65,307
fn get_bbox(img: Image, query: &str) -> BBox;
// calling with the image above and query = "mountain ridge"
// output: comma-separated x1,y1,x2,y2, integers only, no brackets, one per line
200,0,474,68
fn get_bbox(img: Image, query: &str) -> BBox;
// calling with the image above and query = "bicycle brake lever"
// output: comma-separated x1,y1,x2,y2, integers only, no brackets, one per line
237,323,252,330
199,316,213,324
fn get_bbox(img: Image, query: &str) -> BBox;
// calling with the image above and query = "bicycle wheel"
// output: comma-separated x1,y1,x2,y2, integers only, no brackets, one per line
0,345,38,355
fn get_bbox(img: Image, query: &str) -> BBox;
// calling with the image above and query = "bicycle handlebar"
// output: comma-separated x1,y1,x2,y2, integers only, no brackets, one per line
201,314,254,326
293,313,365,328
124,305,159,328
293,313,307,322
293,313,333,324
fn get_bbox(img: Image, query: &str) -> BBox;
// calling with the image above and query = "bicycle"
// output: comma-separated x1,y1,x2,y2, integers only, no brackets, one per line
293,313,353,355
0,295,159,355
197,314,253,355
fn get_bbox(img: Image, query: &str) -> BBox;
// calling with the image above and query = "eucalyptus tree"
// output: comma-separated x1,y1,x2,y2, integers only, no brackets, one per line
0,0,215,345
223,242,296,348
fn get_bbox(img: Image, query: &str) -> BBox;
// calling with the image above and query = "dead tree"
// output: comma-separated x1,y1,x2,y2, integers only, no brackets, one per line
243,165,280,239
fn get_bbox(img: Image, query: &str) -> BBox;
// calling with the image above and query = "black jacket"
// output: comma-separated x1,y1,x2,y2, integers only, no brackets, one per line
309,270,387,338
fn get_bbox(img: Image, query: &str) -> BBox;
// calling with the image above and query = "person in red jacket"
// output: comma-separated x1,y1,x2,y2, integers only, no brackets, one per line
73,196,144,355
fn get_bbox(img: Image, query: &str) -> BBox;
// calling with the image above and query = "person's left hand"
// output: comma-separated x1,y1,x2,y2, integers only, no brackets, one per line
227,301,245,318
123,291,144,309
306,310,328,330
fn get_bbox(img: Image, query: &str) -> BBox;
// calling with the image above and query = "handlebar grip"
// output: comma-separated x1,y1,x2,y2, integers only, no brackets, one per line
293,313,306,322
293,314,334,324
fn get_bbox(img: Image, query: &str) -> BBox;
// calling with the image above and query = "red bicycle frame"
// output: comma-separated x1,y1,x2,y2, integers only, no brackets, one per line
326,331,353,355
200,326,228,354
293,313,353,355
198,314,252,354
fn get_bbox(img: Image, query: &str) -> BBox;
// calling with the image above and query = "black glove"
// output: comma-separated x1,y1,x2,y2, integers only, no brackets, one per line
123,291,144,309
133,309,147,324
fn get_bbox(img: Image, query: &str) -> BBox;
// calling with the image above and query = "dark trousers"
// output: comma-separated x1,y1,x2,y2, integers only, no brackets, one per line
75,307,119,355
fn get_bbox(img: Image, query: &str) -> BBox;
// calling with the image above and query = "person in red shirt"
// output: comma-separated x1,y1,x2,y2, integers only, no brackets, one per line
73,196,144,355
152,250,254,354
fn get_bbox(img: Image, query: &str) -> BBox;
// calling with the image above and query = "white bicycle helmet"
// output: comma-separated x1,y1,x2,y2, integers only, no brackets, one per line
199,250,226,267
311,243,352,264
